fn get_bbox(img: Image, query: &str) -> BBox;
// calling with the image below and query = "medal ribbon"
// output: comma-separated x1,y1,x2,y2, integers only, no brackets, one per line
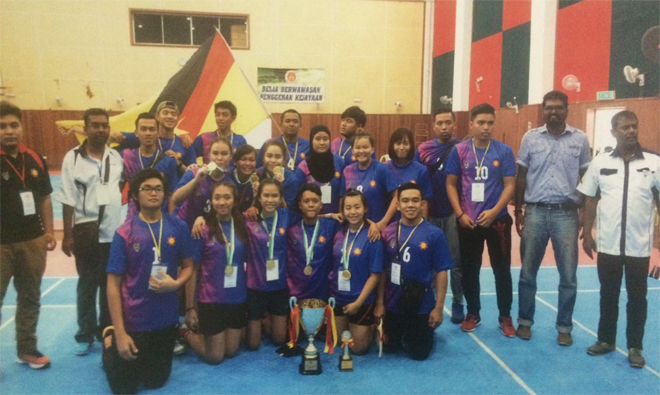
341,223,363,272
138,148,161,170
261,210,278,260
396,218,424,262
338,139,352,159
140,213,163,263
218,217,235,267
2,154,26,187
157,137,175,152
302,220,320,266
471,138,491,179
282,136,299,169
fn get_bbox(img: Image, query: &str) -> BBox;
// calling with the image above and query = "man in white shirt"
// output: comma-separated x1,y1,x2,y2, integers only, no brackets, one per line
59,108,124,356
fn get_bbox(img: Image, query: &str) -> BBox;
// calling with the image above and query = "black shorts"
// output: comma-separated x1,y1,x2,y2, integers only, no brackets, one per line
333,304,375,326
197,302,247,336
247,288,289,321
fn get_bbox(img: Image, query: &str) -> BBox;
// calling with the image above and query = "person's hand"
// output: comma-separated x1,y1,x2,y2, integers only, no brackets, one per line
149,269,178,293
44,233,57,251
429,306,444,328
330,213,343,223
163,149,180,164
367,221,381,242
244,206,259,221
581,230,597,259
58,125,85,137
343,302,360,316
458,213,476,229
185,309,199,333
375,220,387,232
476,209,498,228
374,303,386,320
515,210,525,237
195,165,209,180
191,216,207,239
116,332,138,361
252,181,260,198
274,173,284,183
62,234,74,257
108,130,126,145
179,134,193,148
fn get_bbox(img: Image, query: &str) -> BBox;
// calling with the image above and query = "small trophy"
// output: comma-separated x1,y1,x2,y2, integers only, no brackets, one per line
339,330,353,372
289,297,337,375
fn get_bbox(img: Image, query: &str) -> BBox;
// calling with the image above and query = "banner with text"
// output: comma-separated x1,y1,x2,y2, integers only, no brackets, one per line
258,68,325,103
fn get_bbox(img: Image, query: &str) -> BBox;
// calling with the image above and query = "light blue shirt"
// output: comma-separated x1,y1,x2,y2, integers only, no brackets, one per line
517,124,591,205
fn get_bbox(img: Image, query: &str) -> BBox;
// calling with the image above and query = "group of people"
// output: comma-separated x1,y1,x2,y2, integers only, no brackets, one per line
0,89,657,393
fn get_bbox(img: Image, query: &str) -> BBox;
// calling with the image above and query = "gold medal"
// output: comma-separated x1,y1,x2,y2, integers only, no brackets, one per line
342,270,351,280
249,173,259,185
273,166,284,179
225,265,234,276
304,265,313,276
267,259,276,270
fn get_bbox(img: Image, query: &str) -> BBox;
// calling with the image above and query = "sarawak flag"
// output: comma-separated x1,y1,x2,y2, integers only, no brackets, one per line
57,32,270,142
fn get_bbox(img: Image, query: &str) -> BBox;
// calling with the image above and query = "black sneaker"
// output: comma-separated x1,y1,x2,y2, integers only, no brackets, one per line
276,344,303,357
628,348,645,368
587,341,615,356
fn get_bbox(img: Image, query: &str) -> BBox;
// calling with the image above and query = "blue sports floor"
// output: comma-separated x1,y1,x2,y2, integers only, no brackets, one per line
1,266,658,394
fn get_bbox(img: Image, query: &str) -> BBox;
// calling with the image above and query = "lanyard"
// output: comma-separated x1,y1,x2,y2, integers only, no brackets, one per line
217,131,234,147
281,136,299,166
338,139,352,158
2,154,26,187
218,218,235,267
302,220,320,265
140,213,163,263
341,223,364,270
471,138,491,179
158,137,175,152
261,210,278,260
396,218,423,260
139,149,161,170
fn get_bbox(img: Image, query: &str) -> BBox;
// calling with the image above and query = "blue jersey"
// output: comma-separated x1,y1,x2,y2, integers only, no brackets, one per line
295,155,345,214
121,133,196,166
257,136,310,169
385,159,433,222
415,138,460,218
340,160,398,223
382,219,453,314
174,168,236,229
256,167,303,209
192,131,247,164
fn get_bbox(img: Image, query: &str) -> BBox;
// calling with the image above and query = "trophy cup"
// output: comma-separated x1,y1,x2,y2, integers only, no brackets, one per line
339,330,353,372
289,297,337,375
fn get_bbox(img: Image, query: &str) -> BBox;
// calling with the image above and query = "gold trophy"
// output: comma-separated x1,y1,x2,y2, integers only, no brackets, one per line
339,330,354,372
289,297,337,375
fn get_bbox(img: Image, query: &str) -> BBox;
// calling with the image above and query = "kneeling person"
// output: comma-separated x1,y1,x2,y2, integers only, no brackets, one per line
378,183,453,360
103,169,193,394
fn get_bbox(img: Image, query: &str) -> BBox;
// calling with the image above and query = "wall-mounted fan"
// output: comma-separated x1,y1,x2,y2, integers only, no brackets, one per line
642,25,659,64
562,74,581,92
623,66,645,86
439,95,453,105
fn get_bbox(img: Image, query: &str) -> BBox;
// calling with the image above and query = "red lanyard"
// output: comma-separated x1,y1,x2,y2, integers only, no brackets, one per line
2,153,26,187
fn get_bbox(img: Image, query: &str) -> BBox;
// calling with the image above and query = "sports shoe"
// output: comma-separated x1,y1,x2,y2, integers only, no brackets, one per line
557,332,573,346
460,314,481,332
16,351,51,369
450,302,465,324
74,342,91,356
516,324,532,340
587,341,615,356
499,316,516,338
628,348,645,368
173,324,187,356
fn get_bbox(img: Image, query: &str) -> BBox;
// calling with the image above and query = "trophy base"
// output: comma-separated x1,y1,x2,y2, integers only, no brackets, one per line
339,358,353,372
299,354,322,375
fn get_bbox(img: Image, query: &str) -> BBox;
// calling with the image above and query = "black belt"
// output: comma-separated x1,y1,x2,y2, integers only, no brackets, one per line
525,202,578,210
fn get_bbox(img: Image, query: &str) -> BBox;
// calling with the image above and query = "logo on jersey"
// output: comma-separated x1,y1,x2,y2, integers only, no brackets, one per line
300,152,306,159
351,155,356,162
463,161,470,169
318,236,326,244
167,237,176,246
133,243,140,252
278,227,285,235
493,160,500,167
389,240,396,249
335,171,341,178
420,242,428,250
353,248,362,256
369,180,376,187
31,169,39,178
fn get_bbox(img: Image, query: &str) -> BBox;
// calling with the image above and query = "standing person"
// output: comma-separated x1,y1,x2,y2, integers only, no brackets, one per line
331,106,366,167
183,182,249,364
377,183,453,361
578,110,659,368
445,103,516,336
59,108,124,355
295,125,345,214
256,139,303,208
230,144,258,213
416,107,464,323
514,91,591,345
192,101,247,163
103,169,193,394
330,189,383,355
258,109,310,170
0,101,57,369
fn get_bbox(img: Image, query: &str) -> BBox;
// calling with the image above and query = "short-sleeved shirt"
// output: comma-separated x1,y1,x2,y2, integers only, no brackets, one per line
385,159,433,222
331,137,376,167
121,133,196,167
231,171,256,213
287,218,339,300
415,138,460,218
193,221,248,304
174,168,236,229
577,146,660,257
0,144,52,244
341,160,398,223
256,167,302,209
517,125,591,205
257,136,310,169
382,220,453,314
192,131,247,164
329,226,383,306
107,214,194,333
444,138,516,221
295,155,345,214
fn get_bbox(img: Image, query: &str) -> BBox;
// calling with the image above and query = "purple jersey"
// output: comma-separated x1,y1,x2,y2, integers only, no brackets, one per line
256,167,302,208
174,168,236,229
331,137,356,166
329,226,383,306
415,138,460,218
385,159,433,222
121,133,196,166
192,131,247,164
444,139,516,221
122,148,179,219
257,136,310,169
295,155,345,214
382,219,453,314
287,218,339,300
340,160,398,223
107,214,194,332
193,221,248,304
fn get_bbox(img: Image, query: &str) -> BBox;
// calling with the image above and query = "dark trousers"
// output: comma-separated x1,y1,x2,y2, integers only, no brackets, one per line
383,312,434,361
102,326,176,395
459,215,513,317
597,253,649,350
73,235,111,343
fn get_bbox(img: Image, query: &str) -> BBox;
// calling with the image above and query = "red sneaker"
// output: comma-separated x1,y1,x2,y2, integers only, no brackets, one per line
499,316,516,338
16,351,51,369
460,314,481,332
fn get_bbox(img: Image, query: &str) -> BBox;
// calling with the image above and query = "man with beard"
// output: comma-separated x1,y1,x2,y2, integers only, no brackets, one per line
257,109,309,170
514,90,591,346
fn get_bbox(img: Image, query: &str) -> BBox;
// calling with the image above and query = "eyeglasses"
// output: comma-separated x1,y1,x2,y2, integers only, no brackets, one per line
139,186,164,194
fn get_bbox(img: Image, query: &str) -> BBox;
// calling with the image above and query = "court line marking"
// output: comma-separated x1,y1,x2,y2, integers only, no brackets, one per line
0,278,67,331
479,287,660,296
535,295,660,379
443,306,538,395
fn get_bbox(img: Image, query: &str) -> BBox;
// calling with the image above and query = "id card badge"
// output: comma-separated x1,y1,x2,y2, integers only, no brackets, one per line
19,190,36,216
391,262,401,285
224,268,237,288
471,183,485,203
96,184,110,206
266,259,280,281
149,264,167,290
338,274,351,292
320,184,332,204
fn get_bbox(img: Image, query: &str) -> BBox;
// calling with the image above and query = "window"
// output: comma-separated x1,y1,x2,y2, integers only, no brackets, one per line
131,10,249,49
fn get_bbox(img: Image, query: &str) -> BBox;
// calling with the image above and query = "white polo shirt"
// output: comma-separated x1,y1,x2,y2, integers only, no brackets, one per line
57,144,124,243
577,146,660,257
